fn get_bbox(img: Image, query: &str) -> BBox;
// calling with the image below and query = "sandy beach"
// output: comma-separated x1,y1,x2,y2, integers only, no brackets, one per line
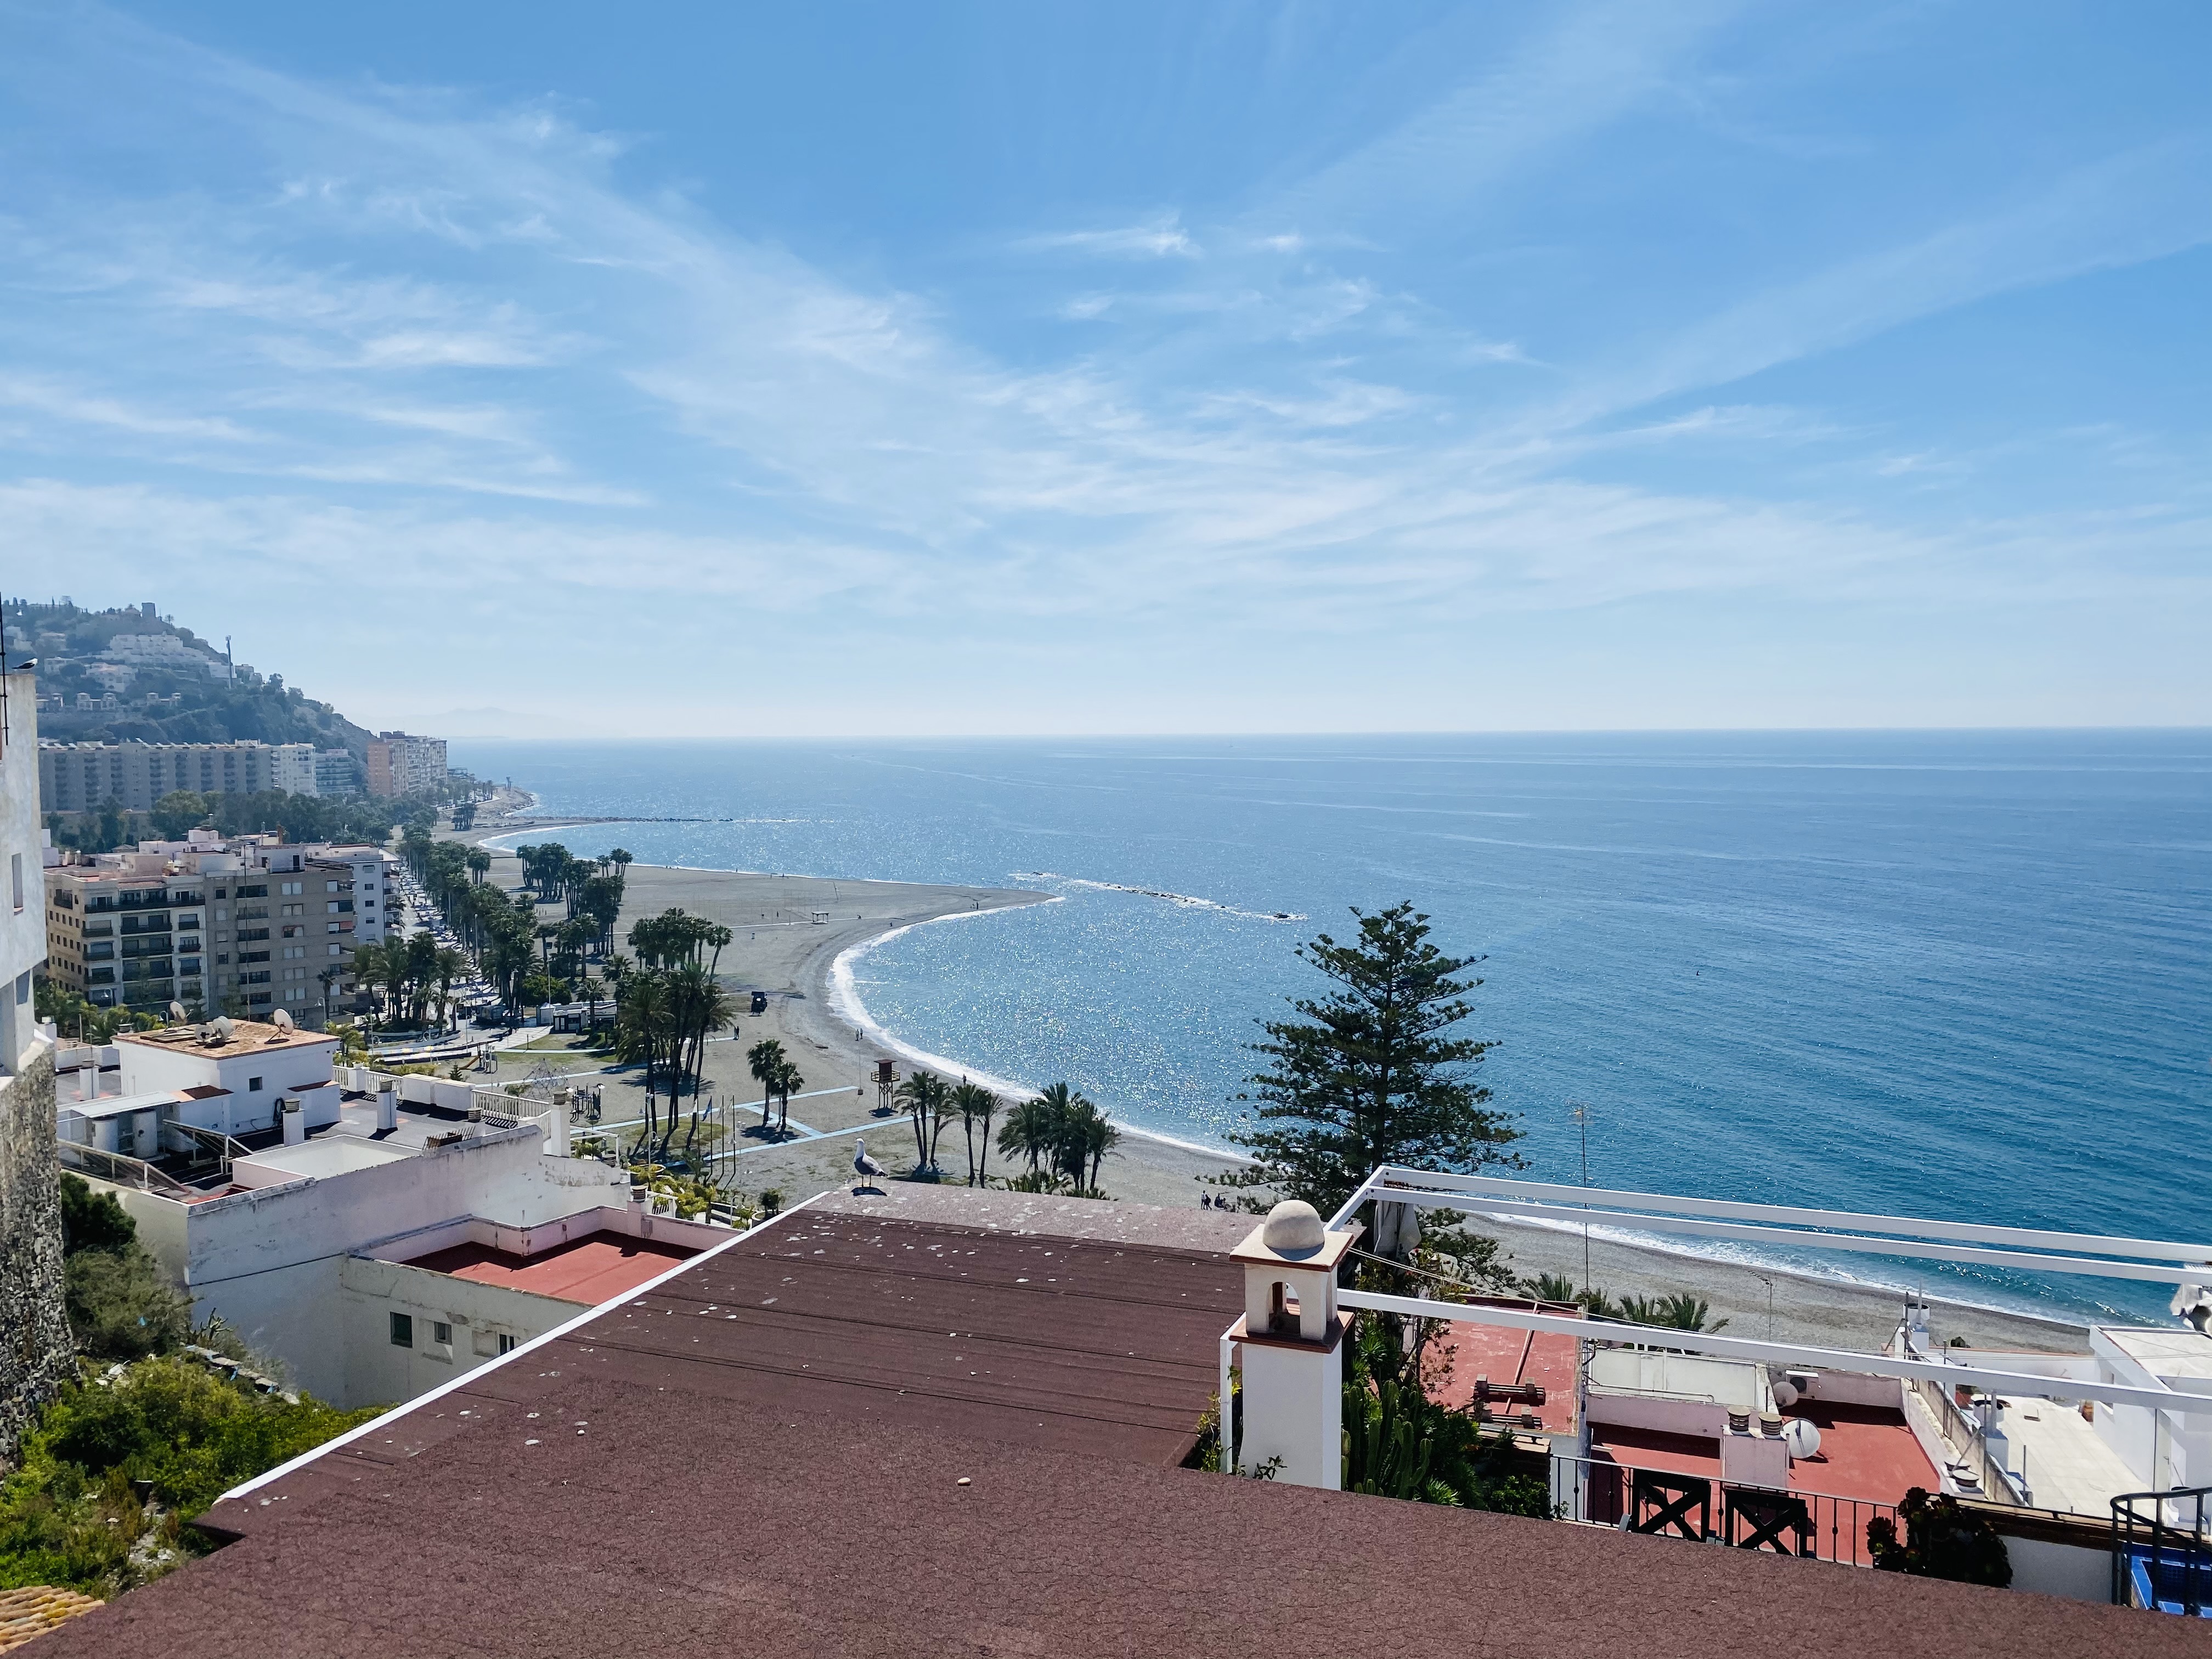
448,793,2096,1360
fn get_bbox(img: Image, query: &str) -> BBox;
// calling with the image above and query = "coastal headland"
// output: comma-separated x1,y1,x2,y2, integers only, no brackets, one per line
452,795,2091,1357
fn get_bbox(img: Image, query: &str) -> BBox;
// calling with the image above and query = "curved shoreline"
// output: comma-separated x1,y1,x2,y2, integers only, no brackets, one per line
825,904,1257,1165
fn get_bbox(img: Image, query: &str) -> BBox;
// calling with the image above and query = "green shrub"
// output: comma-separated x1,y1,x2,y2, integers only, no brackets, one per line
0,1358,381,1597
56,1174,192,1362
1867,1488,2012,1586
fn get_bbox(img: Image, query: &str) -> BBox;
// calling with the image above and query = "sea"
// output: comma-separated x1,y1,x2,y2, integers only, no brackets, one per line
454,731,2212,1326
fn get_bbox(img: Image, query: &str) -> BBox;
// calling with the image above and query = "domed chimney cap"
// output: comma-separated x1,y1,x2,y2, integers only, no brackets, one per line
1261,1199,1327,1259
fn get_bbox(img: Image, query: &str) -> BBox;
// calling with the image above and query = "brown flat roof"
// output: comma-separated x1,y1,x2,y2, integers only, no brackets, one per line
34,1197,2212,1659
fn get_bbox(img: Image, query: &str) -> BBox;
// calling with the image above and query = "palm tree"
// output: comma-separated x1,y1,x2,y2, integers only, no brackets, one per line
1071,1102,1119,1195
895,1071,950,1174
950,1080,998,1186
775,1058,803,1136
619,970,672,1142
466,848,492,884
748,1037,787,1131
432,947,467,1031
995,1094,1058,1178
705,924,732,978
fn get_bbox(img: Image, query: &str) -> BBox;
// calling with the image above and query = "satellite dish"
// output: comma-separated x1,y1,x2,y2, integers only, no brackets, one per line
269,1008,295,1032
167,1001,188,1024
212,1016,235,1041
1782,1418,1821,1460
1771,1380,1800,1409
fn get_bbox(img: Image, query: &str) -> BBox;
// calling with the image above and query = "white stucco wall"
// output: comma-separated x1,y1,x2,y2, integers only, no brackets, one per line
0,665,46,1071
82,1130,628,1400
337,1256,580,1410
115,1031,337,1112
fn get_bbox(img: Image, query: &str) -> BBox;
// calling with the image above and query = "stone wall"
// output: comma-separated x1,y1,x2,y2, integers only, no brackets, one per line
0,1051,74,1463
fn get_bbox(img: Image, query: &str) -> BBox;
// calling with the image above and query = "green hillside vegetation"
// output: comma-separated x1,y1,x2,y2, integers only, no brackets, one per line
5,598,373,756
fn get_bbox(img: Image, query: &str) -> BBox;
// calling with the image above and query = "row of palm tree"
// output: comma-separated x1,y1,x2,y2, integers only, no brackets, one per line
607,935,735,1150
877,1074,1119,1193
996,1081,1120,1194
351,933,471,1030
1522,1273,1726,1332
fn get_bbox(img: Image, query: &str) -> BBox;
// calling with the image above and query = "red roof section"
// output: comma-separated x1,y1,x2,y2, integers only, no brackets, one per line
1594,1398,1942,1510
1424,1302,1582,1435
404,1234,698,1306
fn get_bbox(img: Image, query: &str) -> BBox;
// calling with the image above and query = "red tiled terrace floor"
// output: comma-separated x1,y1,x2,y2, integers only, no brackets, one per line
1426,1318,1581,1435
1592,1400,1940,1509
404,1234,698,1306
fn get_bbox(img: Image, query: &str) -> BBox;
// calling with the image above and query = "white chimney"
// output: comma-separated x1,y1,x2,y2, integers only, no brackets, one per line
281,1097,306,1146
375,1079,397,1133
1228,1201,1360,1488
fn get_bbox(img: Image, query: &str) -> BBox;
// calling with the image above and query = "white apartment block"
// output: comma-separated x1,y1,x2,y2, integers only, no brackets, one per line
268,743,319,797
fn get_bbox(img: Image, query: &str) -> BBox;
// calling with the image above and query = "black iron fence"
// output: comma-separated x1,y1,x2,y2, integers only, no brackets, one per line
1549,1453,1898,1567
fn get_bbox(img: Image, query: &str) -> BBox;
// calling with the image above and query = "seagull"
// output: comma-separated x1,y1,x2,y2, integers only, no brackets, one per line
853,1137,887,1194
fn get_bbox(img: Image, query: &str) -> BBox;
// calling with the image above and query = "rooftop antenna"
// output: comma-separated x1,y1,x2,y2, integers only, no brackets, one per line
1568,1100,1594,1301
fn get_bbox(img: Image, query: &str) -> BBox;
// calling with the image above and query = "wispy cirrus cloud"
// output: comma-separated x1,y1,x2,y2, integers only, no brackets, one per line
1014,213,1198,259
0,0,2205,730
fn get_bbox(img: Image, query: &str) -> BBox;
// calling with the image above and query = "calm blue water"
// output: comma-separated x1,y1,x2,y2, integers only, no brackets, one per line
455,732,2212,1323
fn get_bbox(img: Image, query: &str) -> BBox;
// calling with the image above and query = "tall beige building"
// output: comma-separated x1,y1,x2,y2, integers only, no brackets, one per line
365,732,448,798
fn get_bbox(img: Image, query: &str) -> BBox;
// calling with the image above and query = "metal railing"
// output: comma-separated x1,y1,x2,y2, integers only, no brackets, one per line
2113,1487,2211,1615
57,1141,196,1199
1910,1376,2026,1505
1550,1453,1898,1567
160,1120,249,1180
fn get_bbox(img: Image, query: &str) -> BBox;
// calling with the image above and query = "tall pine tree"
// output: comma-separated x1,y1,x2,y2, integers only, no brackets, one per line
1227,903,1521,1221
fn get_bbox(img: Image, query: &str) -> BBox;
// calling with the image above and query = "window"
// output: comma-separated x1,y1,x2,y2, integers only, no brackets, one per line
432,1321,453,1346
498,1334,517,1355
330,944,342,956
389,1312,413,1347
280,881,302,896
326,881,340,893
9,853,20,912
248,1076,263,1091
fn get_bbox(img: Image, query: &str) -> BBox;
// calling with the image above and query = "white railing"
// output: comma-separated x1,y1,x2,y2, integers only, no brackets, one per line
1329,1165,2212,1288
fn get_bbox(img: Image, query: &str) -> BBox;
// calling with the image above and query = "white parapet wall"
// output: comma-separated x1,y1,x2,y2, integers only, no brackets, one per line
79,1126,629,1401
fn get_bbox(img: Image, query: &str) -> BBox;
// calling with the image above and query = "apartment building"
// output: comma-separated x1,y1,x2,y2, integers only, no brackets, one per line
47,834,396,1020
43,865,208,1017
269,743,319,797
1,661,46,1073
364,732,447,798
37,738,325,812
312,749,360,796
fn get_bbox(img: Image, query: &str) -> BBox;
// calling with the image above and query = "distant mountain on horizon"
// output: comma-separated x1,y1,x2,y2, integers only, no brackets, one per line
4,598,375,757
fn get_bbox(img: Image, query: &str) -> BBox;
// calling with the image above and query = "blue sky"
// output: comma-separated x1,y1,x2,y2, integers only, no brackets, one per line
2,1,2207,736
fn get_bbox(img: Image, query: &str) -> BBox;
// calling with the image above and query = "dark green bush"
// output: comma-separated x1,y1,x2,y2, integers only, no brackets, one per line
1867,1487,2012,1587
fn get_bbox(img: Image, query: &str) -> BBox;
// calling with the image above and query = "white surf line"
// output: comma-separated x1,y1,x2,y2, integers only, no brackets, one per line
1479,1206,2097,1332
1014,871,1305,923
828,903,1253,1167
